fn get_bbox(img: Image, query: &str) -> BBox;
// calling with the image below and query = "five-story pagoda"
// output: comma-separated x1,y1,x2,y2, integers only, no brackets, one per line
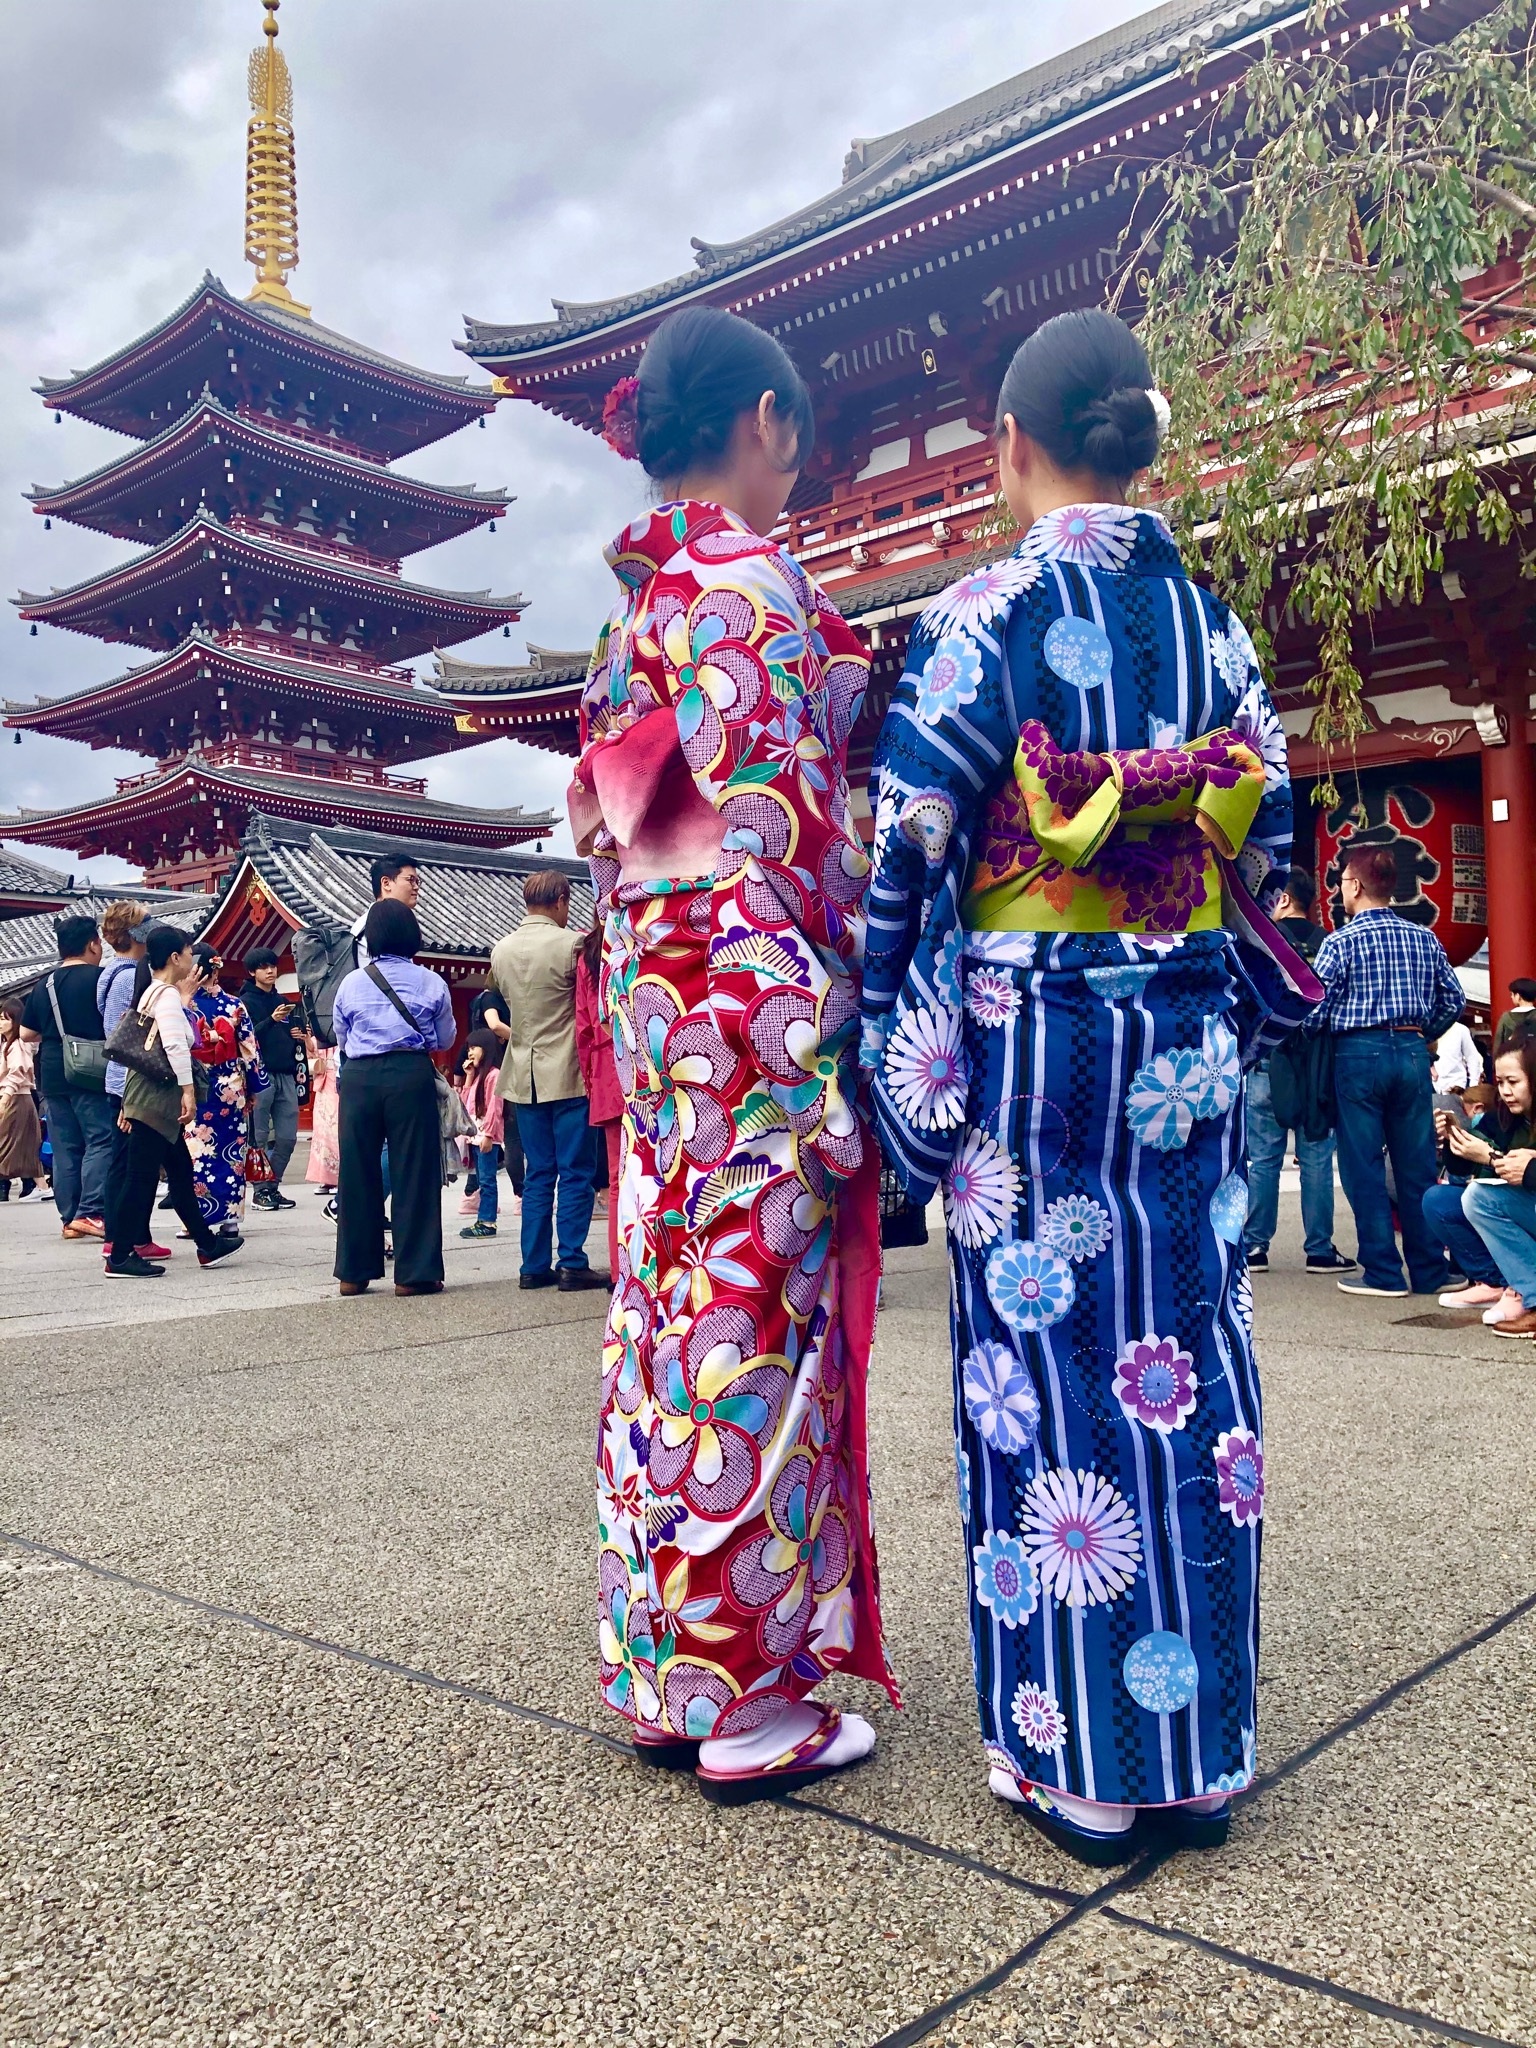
4,0,549,890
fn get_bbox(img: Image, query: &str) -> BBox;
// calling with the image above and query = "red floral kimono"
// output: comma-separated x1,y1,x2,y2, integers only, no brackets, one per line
571,499,897,1741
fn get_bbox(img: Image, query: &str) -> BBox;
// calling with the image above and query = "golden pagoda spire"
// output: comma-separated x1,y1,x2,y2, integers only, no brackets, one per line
244,0,310,316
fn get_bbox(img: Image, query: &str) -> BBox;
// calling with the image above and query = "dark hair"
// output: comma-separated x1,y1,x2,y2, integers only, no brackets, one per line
995,309,1159,482
191,941,217,975
244,946,281,974
637,307,815,482
1492,1033,1536,1134
523,868,571,914
462,1026,504,1073
1282,867,1316,915
1342,845,1397,900
146,924,191,973
370,854,417,899
1,999,23,1034
580,922,603,981
55,913,98,959
364,898,421,959
1509,977,1536,1004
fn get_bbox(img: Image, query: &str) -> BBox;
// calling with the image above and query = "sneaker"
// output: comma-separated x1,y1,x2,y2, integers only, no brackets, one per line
269,1189,296,1210
251,1188,278,1211
459,1221,497,1239
1337,1278,1410,1298
1439,1282,1505,1308
197,1235,244,1268
62,1216,105,1240
1246,1248,1269,1273
323,1196,338,1222
16,1188,44,1206
1305,1249,1357,1274
1483,1290,1526,1326
105,1254,165,1279
138,1241,172,1260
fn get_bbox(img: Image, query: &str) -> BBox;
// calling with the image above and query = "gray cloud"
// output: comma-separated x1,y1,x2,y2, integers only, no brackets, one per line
2,0,1145,880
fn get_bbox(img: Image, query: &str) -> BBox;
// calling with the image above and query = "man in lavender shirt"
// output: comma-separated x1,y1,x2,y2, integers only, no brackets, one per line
331,897,456,1297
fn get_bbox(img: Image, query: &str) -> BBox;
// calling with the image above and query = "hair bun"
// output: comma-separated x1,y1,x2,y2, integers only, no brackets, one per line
1079,387,1161,478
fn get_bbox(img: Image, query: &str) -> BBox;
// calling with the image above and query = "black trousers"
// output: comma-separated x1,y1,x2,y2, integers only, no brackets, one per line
110,1118,215,1262
336,1052,443,1288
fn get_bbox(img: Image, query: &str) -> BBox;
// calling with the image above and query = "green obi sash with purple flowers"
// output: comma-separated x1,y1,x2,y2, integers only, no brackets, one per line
964,720,1268,936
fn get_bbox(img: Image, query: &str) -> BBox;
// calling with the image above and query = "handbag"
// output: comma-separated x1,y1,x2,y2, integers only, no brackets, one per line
244,1145,276,1185
45,973,109,1093
363,964,466,1141
104,997,177,1087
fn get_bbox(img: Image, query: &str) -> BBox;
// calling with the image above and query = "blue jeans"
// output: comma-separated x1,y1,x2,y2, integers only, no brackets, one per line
473,1143,502,1225
1422,1181,1503,1288
517,1096,597,1275
1332,1030,1447,1292
43,1084,119,1224
1462,1179,1536,1306
1243,1062,1337,1259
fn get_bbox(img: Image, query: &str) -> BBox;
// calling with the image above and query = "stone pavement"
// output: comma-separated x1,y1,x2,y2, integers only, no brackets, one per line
1,1185,1531,2048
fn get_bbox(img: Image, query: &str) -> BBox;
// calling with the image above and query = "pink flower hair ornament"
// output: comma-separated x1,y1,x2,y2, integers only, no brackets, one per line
601,375,641,461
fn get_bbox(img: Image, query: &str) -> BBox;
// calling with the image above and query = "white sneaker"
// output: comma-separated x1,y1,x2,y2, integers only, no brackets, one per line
16,1188,43,1205
1483,1290,1525,1325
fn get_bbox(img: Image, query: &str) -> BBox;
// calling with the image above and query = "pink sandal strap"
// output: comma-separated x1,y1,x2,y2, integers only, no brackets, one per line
697,1707,842,1785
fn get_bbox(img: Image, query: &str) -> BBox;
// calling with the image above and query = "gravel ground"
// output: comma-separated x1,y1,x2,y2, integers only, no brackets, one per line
1,1189,1529,2048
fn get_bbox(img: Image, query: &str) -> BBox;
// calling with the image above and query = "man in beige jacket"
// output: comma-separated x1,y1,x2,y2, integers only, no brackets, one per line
491,869,605,1291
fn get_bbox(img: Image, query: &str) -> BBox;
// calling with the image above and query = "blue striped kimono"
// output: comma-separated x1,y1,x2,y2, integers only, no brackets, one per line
863,505,1291,1808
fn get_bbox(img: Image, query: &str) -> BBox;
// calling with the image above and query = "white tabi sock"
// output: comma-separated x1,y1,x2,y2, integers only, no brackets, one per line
700,1700,876,1777
988,1768,1135,1834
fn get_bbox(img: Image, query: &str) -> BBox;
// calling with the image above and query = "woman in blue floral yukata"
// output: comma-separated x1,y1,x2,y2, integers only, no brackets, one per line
863,310,1298,1864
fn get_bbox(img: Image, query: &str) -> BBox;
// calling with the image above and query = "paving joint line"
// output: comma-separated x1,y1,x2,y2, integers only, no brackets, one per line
866,1851,1171,2048
5,1528,1531,2048
1099,1911,1527,2048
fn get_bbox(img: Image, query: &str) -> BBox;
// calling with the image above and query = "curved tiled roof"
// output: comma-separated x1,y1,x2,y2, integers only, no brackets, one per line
0,757,554,841
40,274,498,402
13,516,525,638
459,0,1303,359
3,630,461,730
230,813,592,955
0,887,210,997
27,391,508,514
430,645,591,697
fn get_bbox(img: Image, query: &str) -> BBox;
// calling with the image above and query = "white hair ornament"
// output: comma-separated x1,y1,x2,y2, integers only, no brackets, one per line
1145,388,1172,442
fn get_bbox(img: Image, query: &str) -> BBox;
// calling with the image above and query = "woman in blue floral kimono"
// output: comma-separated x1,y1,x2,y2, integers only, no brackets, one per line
187,946,269,1238
863,311,1299,1863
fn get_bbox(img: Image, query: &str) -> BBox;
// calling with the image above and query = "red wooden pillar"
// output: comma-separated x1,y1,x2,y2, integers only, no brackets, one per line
1481,686,1536,1026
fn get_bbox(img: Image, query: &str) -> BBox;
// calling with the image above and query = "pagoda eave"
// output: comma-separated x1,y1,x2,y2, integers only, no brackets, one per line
3,635,475,759
39,277,501,459
26,396,509,552
0,761,555,860
13,516,524,663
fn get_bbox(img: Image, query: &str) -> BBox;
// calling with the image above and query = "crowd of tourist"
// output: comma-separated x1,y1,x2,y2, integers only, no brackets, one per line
0,851,620,1300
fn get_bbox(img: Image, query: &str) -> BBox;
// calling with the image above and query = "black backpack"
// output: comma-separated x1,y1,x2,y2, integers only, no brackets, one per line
290,924,356,1048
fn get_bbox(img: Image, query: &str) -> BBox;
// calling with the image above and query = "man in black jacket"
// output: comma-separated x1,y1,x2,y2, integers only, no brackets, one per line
1243,870,1355,1275
241,947,304,1210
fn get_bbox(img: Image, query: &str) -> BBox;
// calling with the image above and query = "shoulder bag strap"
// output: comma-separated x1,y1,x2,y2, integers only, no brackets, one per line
44,972,66,1038
364,962,427,1047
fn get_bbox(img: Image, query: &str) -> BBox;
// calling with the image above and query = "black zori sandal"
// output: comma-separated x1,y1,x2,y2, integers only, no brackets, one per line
630,1732,702,1772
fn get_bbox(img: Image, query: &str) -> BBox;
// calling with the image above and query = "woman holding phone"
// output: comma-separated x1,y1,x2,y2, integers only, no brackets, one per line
105,927,245,1278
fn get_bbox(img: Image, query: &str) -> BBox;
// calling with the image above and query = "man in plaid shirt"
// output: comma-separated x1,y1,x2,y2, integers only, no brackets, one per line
1312,844,1467,1297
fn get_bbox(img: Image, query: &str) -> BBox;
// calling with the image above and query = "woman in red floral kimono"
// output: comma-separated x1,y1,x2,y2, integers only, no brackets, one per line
570,309,897,1801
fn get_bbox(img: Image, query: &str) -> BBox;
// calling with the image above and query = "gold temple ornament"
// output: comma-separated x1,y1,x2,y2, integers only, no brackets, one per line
244,0,310,316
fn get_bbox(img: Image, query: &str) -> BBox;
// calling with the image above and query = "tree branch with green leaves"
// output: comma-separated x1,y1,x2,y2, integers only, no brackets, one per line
1115,0,1536,802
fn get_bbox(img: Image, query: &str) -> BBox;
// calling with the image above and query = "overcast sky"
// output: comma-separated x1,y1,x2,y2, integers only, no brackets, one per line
1,0,1147,881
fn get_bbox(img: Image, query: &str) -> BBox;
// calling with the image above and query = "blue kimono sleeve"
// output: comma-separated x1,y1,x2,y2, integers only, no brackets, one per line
861,604,1034,1204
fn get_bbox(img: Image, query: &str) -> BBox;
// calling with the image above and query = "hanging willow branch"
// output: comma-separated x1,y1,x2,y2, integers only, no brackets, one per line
1114,0,1536,802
